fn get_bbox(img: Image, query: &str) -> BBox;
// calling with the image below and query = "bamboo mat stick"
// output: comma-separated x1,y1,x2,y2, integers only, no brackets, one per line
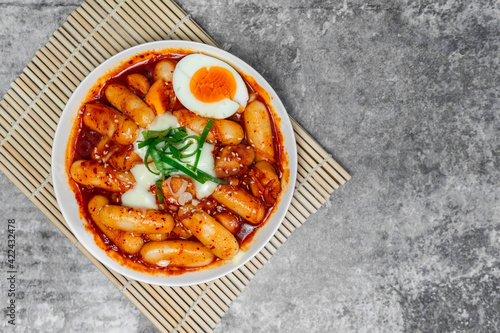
0,0,349,331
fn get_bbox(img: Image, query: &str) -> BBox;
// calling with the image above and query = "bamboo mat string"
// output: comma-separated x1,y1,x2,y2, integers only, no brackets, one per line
172,281,215,333
0,0,126,148
296,153,332,192
120,279,135,292
28,172,52,200
167,14,191,38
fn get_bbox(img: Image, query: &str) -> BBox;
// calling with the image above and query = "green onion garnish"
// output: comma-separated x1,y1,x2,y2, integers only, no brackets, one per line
137,120,227,186
156,180,164,203
196,168,228,184
144,146,159,175
193,119,214,170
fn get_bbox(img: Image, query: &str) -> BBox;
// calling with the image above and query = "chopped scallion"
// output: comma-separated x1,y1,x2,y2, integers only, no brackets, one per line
137,120,226,185
193,119,214,170
156,180,164,203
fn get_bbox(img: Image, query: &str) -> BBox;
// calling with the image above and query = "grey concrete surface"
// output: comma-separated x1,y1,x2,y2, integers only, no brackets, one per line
1,0,500,332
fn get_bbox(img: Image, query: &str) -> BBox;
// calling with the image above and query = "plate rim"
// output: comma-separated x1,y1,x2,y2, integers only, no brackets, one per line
52,40,298,286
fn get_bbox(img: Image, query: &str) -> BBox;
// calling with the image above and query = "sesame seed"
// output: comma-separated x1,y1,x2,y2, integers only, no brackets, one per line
114,119,118,123
233,168,238,171
125,156,130,159
246,146,250,149
86,113,91,116
239,164,243,167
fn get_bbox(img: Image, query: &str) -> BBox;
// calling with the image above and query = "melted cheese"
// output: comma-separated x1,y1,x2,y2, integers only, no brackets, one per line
169,141,218,198
121,164,160,209
129,112,218,201
149,112,179,131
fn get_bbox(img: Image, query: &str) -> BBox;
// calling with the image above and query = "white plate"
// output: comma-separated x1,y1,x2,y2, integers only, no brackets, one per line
52,40,297,286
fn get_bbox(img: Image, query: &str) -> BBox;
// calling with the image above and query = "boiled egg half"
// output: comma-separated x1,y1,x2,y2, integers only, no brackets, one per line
172,54,249,119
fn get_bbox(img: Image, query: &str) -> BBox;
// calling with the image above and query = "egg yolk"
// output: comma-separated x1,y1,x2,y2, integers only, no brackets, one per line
189,66,237,103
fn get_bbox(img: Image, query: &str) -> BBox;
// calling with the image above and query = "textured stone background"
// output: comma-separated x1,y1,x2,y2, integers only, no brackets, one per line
1,0,500,332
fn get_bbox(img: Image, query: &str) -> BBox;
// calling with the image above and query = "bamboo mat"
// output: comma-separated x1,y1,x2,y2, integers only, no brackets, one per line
0,0,350,332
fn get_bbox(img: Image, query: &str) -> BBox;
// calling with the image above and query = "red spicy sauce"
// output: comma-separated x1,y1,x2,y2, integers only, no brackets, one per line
68,51,286,275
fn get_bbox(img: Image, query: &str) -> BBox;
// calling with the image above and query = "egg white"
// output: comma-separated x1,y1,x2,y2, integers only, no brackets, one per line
173,54,249,119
